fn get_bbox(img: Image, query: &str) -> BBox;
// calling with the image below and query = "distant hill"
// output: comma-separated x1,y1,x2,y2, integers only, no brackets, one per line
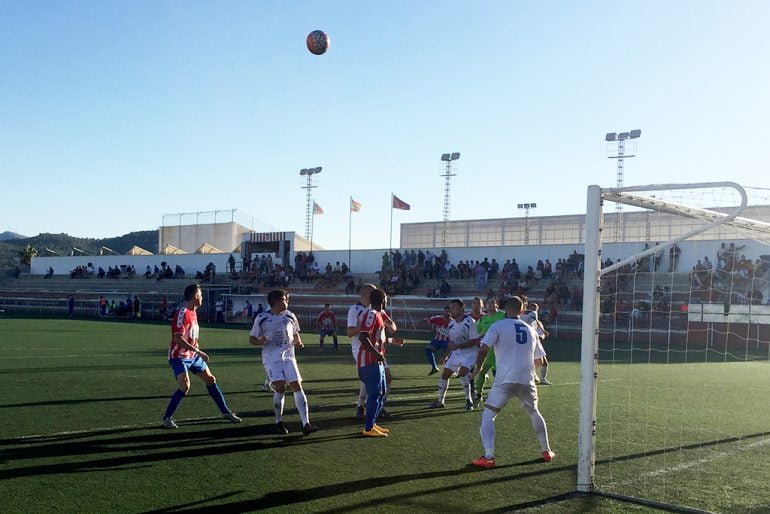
0,231,27,241
0,230,158,272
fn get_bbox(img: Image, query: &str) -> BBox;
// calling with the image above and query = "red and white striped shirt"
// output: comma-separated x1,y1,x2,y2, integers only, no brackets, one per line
169,307,199,359
356,308,386,368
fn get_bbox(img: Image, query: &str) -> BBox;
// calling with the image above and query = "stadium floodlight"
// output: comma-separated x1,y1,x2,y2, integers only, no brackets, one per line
606,129,642,242
300,166,323,246
440,152,461,247
517,202,537,244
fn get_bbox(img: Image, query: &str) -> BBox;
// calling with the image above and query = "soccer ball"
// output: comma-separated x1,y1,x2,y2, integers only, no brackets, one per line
306,30,330,55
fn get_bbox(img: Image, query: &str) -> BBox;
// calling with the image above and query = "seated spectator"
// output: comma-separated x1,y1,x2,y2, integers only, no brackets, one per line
44,267,54,278
97,267,106,279
13,266,21,279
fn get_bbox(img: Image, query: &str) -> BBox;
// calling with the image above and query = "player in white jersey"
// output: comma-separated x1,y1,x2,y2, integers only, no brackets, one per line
347,283,397,420
469,296,555,468
249,289,317,436
427,298,480,411
520,302,552,385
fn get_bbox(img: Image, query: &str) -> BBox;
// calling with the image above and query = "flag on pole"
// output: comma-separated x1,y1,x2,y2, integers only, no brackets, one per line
392,195,410,210
350,198,362,212
313,202,324,215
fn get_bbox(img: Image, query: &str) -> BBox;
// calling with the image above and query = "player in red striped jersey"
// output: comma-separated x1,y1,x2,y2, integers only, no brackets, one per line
347,283,398,420
161,284,241,429
357,289,404,437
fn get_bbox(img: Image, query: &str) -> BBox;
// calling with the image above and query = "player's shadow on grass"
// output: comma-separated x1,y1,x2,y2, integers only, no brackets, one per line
0,390,258,410
158,461,572,513
0,424,360,479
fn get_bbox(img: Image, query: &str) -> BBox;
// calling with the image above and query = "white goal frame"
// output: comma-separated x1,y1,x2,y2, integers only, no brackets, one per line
575,181,770,495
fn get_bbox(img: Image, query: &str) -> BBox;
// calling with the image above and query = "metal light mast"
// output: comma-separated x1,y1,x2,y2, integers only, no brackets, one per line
606,130,641,242
440,152,460,247
299,167,322,241
517,203,537,245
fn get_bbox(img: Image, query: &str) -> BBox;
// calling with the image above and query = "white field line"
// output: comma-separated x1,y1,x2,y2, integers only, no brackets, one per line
3,378,622,443
604,437,770,489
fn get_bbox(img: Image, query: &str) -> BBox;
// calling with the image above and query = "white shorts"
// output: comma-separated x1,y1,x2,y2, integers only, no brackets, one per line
535,339,546,358
444,351,476,373
264,359,302,384
485,382,539,411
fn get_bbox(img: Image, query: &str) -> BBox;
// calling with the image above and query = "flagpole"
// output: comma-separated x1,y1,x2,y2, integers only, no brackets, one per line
389,193,394,255
348,196,352,272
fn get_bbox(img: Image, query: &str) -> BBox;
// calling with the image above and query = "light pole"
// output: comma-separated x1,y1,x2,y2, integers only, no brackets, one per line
440,152,460,247
300,167,322,249
517,203,537,245
606,130,641,242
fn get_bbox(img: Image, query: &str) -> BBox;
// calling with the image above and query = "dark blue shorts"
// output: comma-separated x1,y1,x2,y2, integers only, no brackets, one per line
426,339,448,351
169,355,208,378
319,329,337,337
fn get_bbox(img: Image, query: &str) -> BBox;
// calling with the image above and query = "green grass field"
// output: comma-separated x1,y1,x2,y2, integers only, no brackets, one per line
1,318,768,513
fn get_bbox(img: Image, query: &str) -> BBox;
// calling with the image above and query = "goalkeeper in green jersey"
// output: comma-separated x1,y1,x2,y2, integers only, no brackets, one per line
473,297,506,406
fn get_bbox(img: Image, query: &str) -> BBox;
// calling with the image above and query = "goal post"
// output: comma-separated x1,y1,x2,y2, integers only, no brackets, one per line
577,181,766,500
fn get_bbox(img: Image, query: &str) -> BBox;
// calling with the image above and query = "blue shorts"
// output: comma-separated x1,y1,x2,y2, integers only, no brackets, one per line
319,329,337,337
427,339,448,351
169,356,208,378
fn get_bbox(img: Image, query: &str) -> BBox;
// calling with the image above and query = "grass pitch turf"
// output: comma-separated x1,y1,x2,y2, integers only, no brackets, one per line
0,318,768,513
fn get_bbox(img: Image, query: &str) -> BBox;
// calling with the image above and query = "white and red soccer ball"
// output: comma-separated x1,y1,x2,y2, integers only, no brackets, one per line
306,30,330,55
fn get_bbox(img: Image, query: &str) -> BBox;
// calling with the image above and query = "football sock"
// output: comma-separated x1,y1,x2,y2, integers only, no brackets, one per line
333,337,338,349
365,388,383,431
524,404,551,451
480,408,497,459
474,368,487,396
426,348,438,369
163,389,186,420
206,383,230,414
263,376,270,388
357,383,367,407
460,375,472,402
294,390,310,425
273,392,285,422
383,379,389,403
438,378,449,404
540,364,549,381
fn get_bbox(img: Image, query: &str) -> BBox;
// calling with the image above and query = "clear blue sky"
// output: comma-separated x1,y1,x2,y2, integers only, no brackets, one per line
2,1,769,250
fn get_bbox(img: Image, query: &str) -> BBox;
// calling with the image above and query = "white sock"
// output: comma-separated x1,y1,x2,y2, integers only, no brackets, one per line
480,408,497,459
460,375,472,402
263,376,270,387
357,382,367,407
526,405,551,451
438,378,449,404
273,392,284,423
294,390,309,425
540,365,549,381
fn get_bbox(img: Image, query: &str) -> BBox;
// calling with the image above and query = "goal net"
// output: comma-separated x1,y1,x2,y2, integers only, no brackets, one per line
578,182,770,512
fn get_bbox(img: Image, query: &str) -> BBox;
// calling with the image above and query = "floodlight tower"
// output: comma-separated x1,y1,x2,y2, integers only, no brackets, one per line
440,152,460,247
299,167,322,241
606,130,641,242
517,202,537,245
